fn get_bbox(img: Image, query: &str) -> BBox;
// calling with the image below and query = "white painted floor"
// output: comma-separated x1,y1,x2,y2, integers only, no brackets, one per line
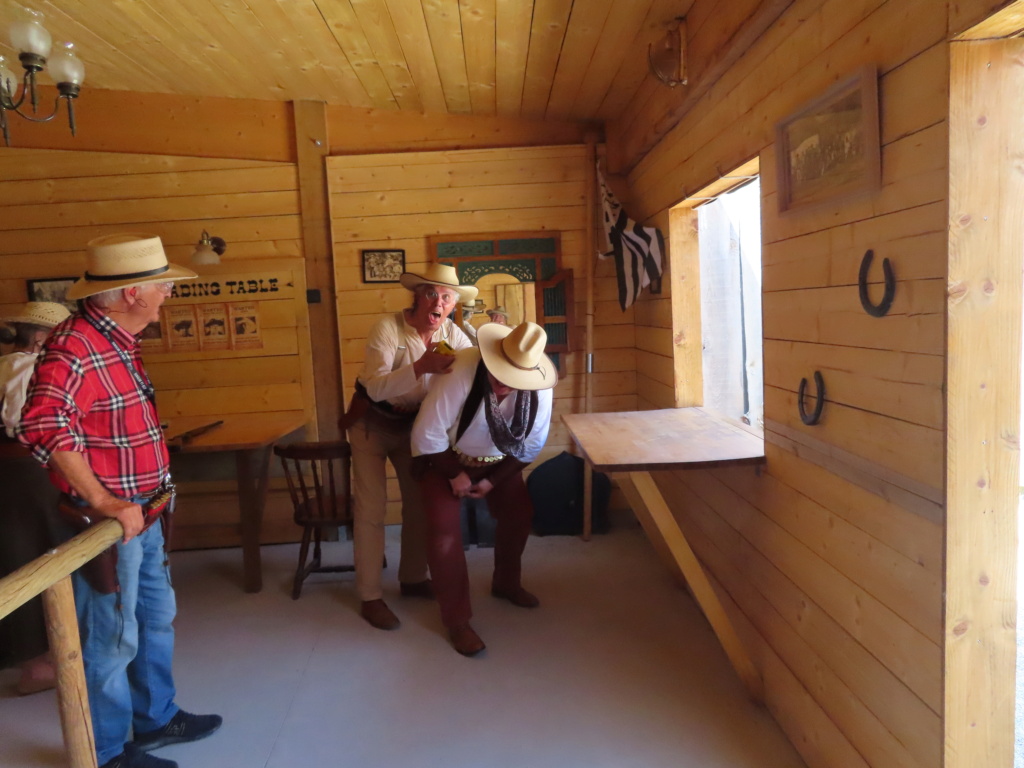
0,523,805,768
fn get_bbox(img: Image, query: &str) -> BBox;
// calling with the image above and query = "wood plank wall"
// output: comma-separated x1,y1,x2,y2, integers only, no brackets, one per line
326,145,633,521
603,0,1014,766
0,148,313,549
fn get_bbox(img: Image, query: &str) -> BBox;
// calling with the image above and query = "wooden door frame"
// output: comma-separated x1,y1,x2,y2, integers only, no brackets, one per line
945,14,1024,766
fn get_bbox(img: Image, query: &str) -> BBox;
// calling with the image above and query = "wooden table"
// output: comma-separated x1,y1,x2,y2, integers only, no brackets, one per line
165,412,307,593
562,407,766,701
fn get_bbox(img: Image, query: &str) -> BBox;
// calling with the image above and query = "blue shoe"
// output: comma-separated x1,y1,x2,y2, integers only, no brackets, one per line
133,710,222,752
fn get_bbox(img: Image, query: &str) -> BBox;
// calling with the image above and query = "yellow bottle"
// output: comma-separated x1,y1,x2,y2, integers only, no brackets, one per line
435,340,456,356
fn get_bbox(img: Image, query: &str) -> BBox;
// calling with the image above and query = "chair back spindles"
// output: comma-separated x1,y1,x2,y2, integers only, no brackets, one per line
272,440,355,598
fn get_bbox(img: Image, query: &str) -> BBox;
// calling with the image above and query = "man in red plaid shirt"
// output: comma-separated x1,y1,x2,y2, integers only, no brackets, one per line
19,234,222,768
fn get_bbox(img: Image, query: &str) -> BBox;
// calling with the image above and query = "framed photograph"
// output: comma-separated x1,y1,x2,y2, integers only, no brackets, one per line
361,249,405,283
775,65,880,213
26,277,79,312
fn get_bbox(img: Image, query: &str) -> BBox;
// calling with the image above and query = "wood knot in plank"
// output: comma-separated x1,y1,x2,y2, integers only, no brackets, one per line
983,278,996,295
978,572,990,586
952,620,970,637
947,281,968,305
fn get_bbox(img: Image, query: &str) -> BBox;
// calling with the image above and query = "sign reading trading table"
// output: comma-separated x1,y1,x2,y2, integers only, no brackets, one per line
562,407,766,702
166,413,307,593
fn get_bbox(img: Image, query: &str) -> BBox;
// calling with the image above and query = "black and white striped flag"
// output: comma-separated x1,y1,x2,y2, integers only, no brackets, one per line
597,163,665,311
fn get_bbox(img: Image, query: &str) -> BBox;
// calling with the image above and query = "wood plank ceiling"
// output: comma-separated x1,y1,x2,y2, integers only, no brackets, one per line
0,0,694,123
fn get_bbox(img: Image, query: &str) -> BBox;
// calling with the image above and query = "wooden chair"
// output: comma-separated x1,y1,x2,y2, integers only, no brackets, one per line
274,440,355,599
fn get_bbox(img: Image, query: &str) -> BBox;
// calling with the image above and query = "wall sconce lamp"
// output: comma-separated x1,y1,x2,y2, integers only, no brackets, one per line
191,230,225,265
649,17,687,88
0,7,85,147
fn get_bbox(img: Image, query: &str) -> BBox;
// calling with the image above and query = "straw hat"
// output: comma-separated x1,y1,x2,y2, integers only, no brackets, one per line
66,233,198,300
0,301,71,328
486,306,509,322
399,263,478,303
477,322,557,391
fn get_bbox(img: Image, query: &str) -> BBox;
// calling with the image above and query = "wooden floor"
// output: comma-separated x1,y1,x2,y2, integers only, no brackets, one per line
0,521,805,768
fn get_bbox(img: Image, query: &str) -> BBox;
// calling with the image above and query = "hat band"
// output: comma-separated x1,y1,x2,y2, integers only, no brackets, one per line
84,264,170,282
501,348,547,380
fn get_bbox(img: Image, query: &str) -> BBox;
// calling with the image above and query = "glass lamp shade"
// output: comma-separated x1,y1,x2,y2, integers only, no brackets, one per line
10,9,52,57
49,42,85,85
191,232,221,265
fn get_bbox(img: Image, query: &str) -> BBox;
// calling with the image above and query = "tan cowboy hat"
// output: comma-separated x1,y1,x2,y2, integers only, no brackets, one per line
478,321,557,391
0,301,71,328
486,306,509,321
398,263,478,303
66,233,198,300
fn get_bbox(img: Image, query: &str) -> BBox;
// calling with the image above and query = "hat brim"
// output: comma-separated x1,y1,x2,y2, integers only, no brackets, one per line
65,262,198,300
398,273,478,303
477,323,557,391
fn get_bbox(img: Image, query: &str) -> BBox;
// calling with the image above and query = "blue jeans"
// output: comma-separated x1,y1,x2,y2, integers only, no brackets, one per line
72,519,179,765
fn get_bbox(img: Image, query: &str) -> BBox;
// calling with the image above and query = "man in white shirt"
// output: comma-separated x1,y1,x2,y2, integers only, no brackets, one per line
411,322,556,656
342,264,477,631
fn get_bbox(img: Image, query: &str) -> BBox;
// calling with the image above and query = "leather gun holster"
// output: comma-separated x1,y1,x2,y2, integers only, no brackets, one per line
58,486,176,595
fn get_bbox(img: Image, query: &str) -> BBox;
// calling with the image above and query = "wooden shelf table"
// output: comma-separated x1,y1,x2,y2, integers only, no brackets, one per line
165,412,307,593
562,407,766,701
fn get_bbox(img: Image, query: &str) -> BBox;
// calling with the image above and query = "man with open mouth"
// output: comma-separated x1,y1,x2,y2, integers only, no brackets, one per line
341,263,478,631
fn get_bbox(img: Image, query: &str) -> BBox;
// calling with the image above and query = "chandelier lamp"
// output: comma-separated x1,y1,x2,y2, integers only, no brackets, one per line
0,8,85,147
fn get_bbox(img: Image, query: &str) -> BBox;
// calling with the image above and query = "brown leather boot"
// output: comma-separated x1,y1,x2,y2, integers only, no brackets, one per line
490,585,540,608
360,599,400,630
449,623,486,657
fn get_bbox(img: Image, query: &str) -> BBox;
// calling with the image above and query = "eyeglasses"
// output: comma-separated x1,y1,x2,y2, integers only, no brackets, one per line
152,281,174,295
422,288,457,305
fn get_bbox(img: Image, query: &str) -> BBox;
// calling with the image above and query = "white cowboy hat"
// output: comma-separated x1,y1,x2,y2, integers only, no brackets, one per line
66,233,198,300
0,301,71,328
486,306,509,320
398,263,478,303
477,321,557,391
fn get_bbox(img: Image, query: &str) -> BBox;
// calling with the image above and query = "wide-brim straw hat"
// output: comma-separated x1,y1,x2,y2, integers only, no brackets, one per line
478,321,557,391
486,306,509,320
0,301,71,328
399,263,478,303
66,233,198,300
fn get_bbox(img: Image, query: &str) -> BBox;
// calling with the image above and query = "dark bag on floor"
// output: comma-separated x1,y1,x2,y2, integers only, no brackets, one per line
527,451,610,536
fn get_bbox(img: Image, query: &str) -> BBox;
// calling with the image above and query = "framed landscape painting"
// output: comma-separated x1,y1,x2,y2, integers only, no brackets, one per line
775,66,881,213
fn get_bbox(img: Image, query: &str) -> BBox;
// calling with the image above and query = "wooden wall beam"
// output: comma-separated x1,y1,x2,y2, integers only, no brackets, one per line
293,100,340,441
325,105,599,155
0,86,295,162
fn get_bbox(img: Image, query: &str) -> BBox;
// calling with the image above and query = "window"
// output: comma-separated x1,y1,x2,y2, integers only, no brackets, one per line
668,158,763,431
697,178,763,429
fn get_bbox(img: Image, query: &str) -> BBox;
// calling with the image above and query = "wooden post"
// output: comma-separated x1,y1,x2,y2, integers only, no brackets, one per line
42,576,97,768
293,100,341,442
582,137,598,541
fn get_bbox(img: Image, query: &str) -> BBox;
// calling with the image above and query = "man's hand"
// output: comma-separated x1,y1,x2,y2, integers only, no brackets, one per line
94,497,145,542
48,450,144,543
466,478,493,498
413,347,457,378
448,471,473,498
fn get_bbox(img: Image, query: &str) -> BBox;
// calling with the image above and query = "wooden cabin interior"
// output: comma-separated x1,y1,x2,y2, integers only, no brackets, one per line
1,1,1022,766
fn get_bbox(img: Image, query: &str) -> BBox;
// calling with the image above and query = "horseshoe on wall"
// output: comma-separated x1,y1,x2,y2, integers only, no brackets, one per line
858,248,895,317
798,371,825,426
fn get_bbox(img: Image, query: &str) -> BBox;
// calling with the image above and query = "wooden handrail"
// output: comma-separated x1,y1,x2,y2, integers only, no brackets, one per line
0,518,123,621
0,516,124,768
